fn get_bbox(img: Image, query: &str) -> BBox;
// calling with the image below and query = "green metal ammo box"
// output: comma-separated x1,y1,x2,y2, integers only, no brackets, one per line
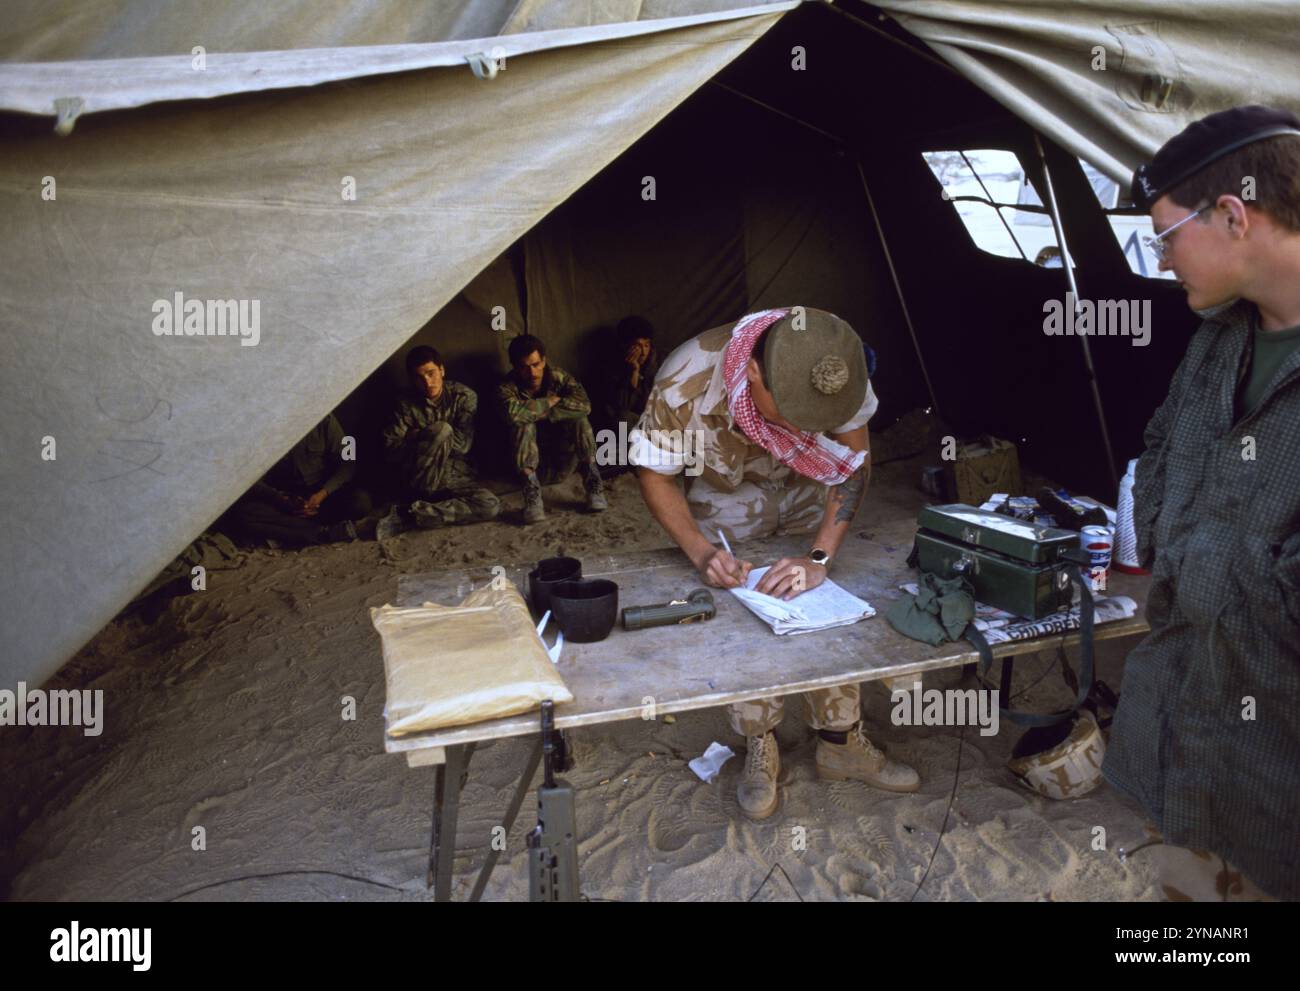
914,504,1082,619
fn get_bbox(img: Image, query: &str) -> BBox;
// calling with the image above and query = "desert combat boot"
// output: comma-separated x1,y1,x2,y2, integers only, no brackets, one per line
738,731,780,820
816,722,919,792
523,474,546,524
582,462,608,512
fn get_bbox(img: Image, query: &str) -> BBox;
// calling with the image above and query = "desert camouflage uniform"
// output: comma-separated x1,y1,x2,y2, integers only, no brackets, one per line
630,322,879,736
497,365,598,481
727,685,861,736
382,381,499,526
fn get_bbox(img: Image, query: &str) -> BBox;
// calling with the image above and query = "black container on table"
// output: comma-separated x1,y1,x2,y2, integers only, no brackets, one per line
528,557,582,615
550,579,619,643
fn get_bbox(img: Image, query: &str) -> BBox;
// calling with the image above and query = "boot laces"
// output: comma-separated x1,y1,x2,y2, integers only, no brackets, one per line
853,723,884,760
746,733,773,774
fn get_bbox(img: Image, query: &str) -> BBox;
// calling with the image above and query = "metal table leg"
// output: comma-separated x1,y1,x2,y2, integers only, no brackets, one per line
428,741,475,900
468,735,543,902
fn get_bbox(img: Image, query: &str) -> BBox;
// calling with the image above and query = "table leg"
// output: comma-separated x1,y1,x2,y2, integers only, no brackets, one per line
999,656,1014,700
468,735,543,903
428,741,476,900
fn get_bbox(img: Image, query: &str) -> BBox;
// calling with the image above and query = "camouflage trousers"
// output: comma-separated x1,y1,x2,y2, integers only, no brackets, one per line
728,683,860,737
512,415,598,481
687,470,835,734
686,470,826,543
404,423,499,526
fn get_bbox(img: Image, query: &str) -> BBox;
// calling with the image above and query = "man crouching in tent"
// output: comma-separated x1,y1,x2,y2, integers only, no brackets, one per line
1104,107,1300,901
497,333,607,523
630,307,918,820
229,412,371,546
377,346,500,538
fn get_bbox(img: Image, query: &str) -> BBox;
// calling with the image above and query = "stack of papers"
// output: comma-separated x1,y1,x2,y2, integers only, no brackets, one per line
730,567,876,636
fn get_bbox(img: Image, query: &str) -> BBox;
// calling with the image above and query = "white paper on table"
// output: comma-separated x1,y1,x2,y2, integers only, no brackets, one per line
729,567,876,636
535,610,564,664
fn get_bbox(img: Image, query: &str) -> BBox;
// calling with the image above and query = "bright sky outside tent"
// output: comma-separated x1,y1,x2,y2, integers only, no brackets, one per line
1,0,1296,960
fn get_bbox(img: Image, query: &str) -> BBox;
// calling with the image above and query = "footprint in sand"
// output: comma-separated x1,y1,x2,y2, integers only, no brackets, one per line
181,794,227,838
644,776,728,855
829,852,888,900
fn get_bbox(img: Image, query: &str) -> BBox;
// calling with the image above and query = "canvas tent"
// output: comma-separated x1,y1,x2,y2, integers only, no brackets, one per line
2,0,1298,694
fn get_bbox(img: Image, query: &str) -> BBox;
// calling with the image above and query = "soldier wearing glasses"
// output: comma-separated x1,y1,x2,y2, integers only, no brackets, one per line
1105,107,1300,901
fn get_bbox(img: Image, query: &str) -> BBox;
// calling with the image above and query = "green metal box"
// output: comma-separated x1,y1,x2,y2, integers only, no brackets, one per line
915,504,1081,619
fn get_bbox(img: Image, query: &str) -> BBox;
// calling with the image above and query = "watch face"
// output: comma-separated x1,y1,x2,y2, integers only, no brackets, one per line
810,549,829,565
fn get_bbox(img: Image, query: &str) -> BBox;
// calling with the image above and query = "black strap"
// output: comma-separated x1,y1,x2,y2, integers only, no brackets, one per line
964,566,1095,728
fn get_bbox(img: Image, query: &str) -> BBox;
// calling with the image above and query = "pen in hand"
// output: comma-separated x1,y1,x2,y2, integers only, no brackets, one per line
716,529,748,588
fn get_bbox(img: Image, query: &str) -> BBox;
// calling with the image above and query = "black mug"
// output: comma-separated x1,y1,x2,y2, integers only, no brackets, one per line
528,557,582,615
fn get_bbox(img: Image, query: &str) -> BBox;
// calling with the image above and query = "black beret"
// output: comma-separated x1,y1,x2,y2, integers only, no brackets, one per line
1130,105,1300,210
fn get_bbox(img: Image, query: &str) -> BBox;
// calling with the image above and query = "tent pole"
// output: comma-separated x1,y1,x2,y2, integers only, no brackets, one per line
856,161,943,421
708,81,848,147
1032,133,1120,494
822,2,965,80
708,80,942,420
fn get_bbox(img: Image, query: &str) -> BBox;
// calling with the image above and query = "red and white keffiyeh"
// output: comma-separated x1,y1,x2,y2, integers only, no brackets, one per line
721,309,866,485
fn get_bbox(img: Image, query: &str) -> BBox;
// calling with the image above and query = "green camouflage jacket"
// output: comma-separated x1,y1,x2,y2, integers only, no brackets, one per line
253,413,356,497
496,365,591,425
382,381,477,463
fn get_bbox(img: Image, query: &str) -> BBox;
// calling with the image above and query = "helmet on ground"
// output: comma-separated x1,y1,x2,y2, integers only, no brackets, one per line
1007,710,1105,800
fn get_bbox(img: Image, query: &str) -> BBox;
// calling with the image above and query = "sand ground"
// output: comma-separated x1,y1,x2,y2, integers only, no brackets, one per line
1,456,1162,902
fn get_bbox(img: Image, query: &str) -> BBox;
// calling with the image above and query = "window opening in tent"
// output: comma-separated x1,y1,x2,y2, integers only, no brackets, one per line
922,149,1049,263
1064,159,1175,280
1012,159,1171,278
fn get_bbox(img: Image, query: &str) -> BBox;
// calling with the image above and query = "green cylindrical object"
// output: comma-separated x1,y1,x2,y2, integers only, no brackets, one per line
622,588,715,630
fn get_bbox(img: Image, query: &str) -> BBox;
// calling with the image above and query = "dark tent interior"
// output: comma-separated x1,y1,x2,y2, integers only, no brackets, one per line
324,0,1196,510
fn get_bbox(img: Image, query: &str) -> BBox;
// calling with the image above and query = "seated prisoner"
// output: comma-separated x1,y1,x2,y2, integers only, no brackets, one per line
230,412,370,546
497,333,606,523
631,307,919,820
378,345,499,537
600,315,659,435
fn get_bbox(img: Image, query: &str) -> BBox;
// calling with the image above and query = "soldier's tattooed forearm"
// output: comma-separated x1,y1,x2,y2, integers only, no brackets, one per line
831,466,868,524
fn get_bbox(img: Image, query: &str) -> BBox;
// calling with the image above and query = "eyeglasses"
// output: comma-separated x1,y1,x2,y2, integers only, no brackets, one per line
1143,205,1209,262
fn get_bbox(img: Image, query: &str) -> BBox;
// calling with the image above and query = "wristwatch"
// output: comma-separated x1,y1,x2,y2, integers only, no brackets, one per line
809,547,831,567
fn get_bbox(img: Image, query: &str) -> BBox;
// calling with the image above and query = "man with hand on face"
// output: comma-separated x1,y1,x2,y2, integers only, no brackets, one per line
379,345,499,538
602,315,660,433
1103,106,1300,901
498,333,606,524
631,307,919,820
232,412,369,546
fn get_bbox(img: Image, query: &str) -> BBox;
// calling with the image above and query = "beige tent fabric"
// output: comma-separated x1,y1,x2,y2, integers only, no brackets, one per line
4,1,1297,173
872,0,1300,184
0,3,797,118
0,12,785,691
0,0,793,59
